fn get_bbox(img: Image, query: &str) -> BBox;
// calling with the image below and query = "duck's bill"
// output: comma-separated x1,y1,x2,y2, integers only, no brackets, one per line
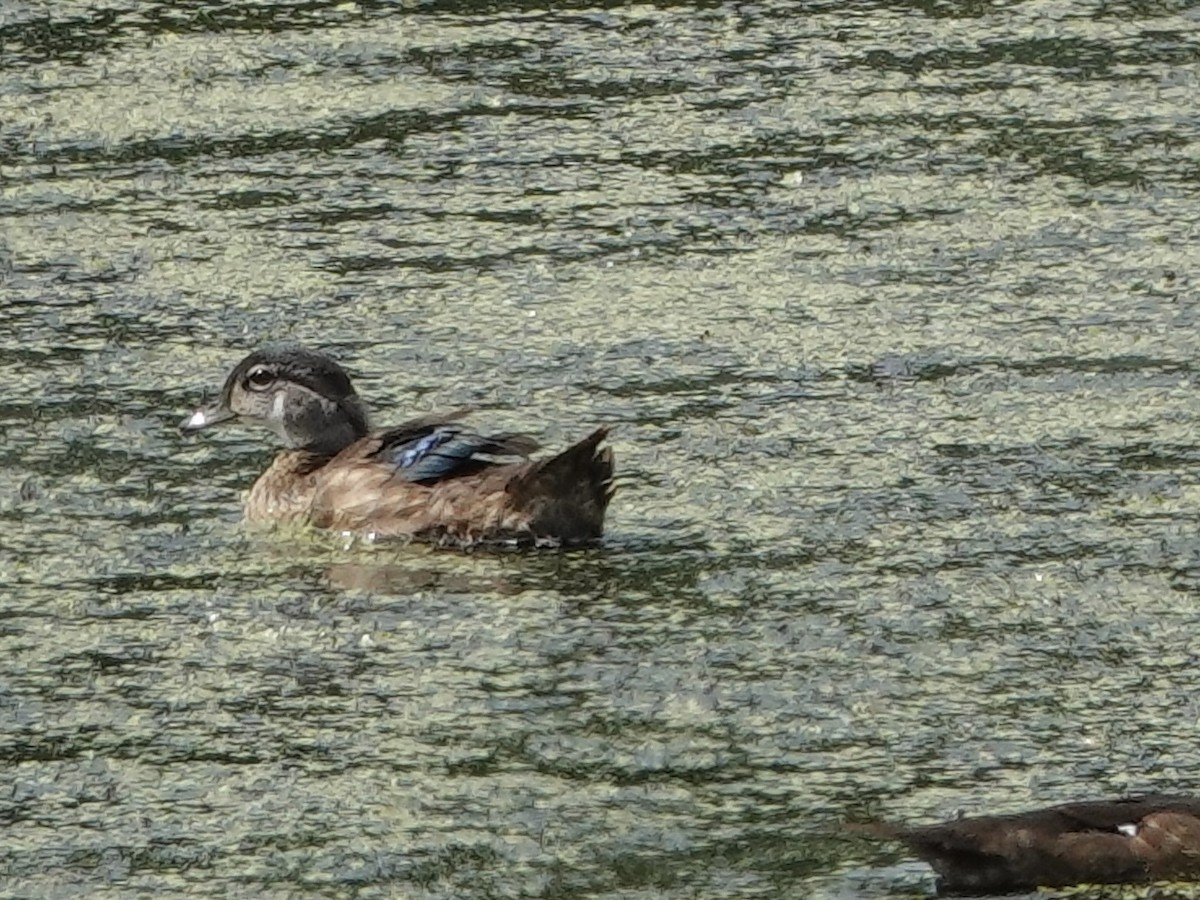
180,405,235,432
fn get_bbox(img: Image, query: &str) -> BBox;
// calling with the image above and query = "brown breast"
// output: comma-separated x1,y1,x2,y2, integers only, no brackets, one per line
244,450,326,523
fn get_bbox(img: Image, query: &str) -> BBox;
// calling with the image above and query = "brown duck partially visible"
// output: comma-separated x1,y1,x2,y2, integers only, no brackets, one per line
180,344,615,547
861,795,1200,895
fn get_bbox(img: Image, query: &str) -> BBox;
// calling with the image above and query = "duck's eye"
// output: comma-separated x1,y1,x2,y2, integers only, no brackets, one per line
245,367,275,391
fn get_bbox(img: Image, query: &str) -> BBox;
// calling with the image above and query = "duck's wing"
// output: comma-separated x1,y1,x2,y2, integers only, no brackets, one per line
369,413,539,484
1053,795,1200,830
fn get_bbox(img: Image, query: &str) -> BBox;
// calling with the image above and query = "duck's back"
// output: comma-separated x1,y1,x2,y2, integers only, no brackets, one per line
309,424,614,546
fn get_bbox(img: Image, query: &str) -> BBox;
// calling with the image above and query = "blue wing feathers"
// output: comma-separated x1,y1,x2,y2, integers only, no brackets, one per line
394,430,457,470
375,423,536,484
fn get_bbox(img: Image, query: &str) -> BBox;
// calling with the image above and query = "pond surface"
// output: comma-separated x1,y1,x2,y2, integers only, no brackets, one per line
5,1,1200,897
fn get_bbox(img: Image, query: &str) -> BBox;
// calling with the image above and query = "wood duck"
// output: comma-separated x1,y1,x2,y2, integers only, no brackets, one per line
180,344,615,547
861,795,1200,895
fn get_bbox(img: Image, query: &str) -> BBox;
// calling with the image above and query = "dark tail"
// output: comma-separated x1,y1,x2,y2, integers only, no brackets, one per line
508,427,615,545
849,820,951,859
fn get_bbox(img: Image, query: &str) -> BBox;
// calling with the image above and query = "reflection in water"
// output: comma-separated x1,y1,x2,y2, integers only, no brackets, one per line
322,559,517,596
5,0,1200,897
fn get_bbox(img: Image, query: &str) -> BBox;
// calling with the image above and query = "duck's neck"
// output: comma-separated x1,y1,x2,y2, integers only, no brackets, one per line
282,395,369,457
295,420,364,457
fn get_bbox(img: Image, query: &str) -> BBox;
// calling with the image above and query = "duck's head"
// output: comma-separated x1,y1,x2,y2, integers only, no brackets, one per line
181,344,370,455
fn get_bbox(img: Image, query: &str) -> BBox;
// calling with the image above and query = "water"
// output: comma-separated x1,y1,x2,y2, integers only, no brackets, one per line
5,0,1200,896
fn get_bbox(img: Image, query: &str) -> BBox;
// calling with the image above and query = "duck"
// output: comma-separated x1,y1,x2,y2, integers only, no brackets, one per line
179,344,615,547
860,795,1200,895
